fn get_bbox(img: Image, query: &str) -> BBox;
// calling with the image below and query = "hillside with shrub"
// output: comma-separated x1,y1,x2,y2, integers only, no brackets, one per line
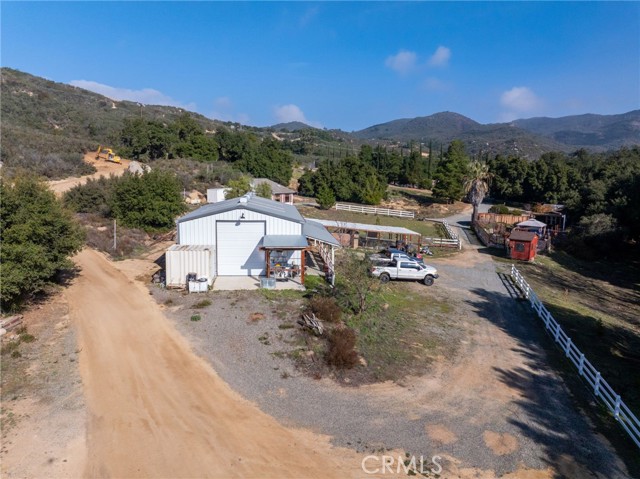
0,68,230,178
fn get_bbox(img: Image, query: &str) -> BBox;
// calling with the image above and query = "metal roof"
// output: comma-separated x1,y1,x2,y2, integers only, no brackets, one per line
176,193,304,224
517,219,547,228
263,235,309,249
303,220,341,247
306,218,420,236
509,230,537,242
251,178,296,195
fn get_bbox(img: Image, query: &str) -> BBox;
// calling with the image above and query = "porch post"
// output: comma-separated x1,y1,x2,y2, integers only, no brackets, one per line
300,248,306,285
265,249,271,278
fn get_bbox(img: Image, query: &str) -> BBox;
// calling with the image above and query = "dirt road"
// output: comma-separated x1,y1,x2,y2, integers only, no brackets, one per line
48,153,130,196
67,249,360,478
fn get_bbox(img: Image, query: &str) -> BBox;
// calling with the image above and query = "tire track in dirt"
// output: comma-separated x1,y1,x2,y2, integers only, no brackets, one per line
67,249,361,478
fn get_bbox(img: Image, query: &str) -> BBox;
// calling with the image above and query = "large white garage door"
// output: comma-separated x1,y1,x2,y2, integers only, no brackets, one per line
217,221,265,276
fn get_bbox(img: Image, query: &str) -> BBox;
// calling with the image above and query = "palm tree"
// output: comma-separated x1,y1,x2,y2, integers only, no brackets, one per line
464,161,491,224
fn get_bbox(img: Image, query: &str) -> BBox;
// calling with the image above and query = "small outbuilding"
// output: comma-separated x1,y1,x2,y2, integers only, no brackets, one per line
251,178,296,204
507,230,539,262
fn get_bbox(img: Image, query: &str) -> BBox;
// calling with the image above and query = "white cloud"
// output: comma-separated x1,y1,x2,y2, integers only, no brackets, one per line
273,104,321,127
385,50,417,75
69,80,196,110
211,96,250,124
428,46,451,67
499,86,544,121
500,86,540,111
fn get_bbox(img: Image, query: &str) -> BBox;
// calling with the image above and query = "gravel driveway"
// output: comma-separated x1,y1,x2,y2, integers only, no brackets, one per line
152,209,631,478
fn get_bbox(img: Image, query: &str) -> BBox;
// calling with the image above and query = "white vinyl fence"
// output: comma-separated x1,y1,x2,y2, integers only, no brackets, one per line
511,265,640,449
422,220,462,250
334,203,415,218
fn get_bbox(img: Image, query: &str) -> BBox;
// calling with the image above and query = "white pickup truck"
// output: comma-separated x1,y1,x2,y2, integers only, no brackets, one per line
371,260,439,286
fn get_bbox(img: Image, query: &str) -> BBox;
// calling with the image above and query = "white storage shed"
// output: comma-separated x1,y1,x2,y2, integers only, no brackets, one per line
207,188,229,203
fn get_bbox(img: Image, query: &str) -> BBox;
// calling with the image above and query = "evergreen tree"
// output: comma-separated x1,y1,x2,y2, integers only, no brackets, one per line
0,176,85,310
316,181,336,210
109,170,186,231
432,140,470,203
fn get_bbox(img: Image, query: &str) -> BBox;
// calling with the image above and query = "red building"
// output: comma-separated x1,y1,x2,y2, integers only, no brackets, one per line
507,230,539,262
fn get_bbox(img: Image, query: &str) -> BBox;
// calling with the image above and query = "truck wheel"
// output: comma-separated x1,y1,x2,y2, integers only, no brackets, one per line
423,275,434,286
380,274,390,284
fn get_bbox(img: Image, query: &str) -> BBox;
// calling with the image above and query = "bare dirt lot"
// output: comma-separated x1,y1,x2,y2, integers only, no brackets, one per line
0,288,86,479
66,249,366,478
2,242,635,478
150,245,631,478
47,152,130,196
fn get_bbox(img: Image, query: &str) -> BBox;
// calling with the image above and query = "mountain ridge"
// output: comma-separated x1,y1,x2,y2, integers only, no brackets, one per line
3,67,638,167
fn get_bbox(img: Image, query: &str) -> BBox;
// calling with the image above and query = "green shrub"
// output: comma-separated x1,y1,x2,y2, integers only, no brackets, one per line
19,333,35,343
1,341,20,356
64,176,115,216
109,170,187,232
190,314,201,322
0,176,85,310
489,204,511,214
192,299,212,309
326,327,359,369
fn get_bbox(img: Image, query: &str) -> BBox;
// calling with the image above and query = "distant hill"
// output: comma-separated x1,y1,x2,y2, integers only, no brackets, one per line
353,112,480,140
1,67,224,153
269,121,315,132
2,67,637,177
352,112,570,159
353,110,639,158
512,111,640,150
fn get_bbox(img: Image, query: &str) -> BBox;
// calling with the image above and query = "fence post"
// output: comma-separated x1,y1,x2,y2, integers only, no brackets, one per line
565,337,572,357
614,395,622,420
594,372,601,397
578,353,585,375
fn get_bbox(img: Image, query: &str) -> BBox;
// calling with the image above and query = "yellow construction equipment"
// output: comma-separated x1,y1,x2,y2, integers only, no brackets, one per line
95,145,122,164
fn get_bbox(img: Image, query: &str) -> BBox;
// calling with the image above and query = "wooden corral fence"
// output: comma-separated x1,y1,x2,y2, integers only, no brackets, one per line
511,265,640,450
473,222,506,248
334,202,415,218
477,212,532,225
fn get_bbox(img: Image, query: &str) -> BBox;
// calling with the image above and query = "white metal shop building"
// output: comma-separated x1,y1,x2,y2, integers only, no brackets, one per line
165,194,339,287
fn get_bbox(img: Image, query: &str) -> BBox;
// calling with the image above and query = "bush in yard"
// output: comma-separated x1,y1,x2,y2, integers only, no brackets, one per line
109,170,186,232
0,176,85,310
64,176,116,217
309,296,342,323
334,251,380,315
326,327,359,369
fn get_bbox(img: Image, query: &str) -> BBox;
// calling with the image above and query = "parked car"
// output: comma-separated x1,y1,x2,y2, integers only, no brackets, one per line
371,260,439,286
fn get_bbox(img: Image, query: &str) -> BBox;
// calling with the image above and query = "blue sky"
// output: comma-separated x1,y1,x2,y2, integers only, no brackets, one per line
2,2,639,131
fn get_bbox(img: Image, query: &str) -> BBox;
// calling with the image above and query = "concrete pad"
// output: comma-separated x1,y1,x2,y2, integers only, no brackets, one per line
212,276,305,291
